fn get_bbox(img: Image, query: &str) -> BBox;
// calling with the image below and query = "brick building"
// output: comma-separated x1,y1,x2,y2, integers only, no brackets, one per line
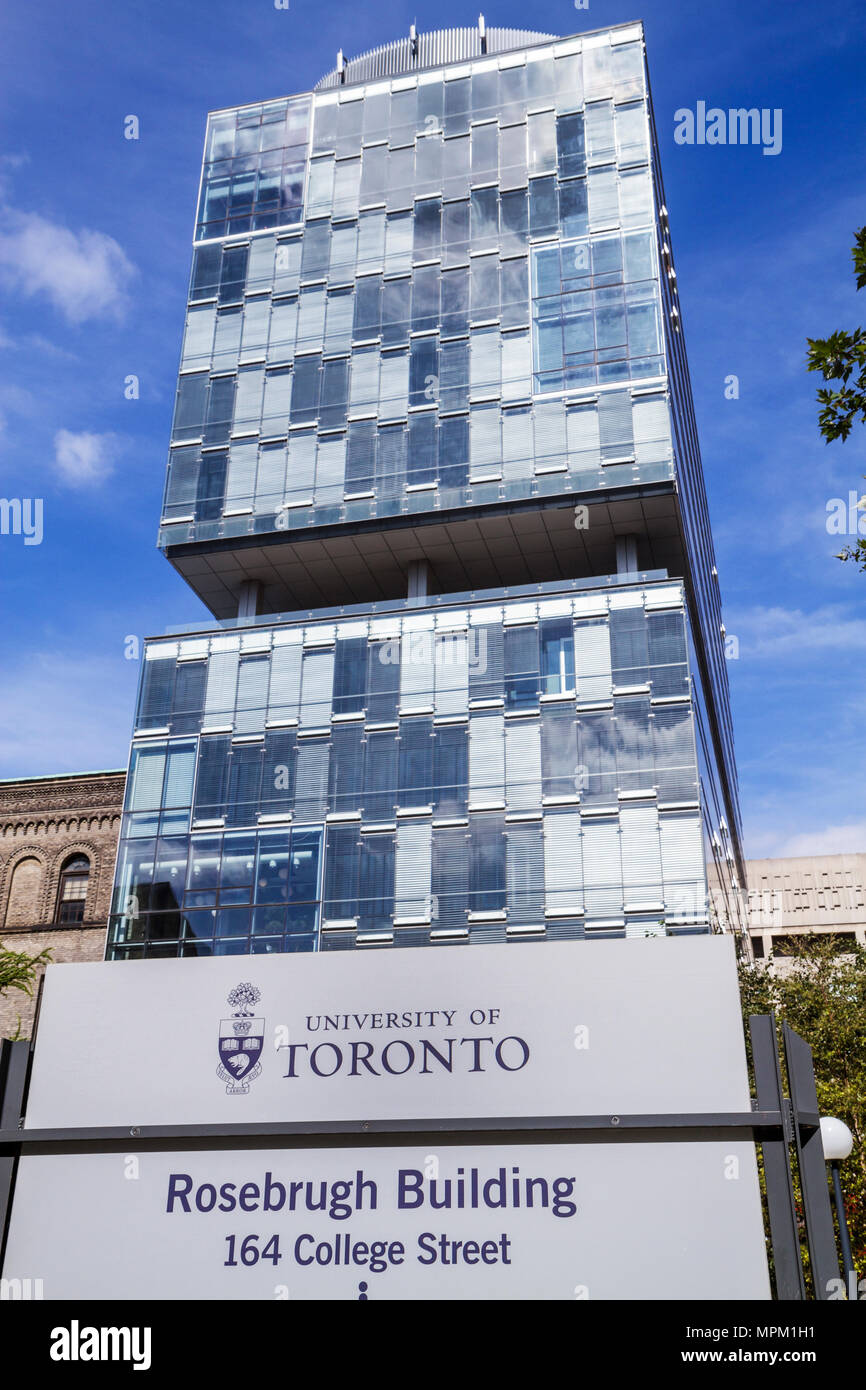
0,771,125,1037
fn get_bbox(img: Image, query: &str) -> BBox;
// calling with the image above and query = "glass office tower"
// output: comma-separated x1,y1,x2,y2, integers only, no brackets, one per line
108,22,747,960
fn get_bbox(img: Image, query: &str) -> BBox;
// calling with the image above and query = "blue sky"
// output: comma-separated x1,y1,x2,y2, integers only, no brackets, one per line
0,0,863,859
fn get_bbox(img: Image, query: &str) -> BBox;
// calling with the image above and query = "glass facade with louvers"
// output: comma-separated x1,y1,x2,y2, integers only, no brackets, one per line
160,26,673,544
109,21,747,961
108,578,713,960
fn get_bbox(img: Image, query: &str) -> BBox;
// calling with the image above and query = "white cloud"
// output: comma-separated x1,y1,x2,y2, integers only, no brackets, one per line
751,822,866,860
729,603,866,659
0,382,35,447
54,429,119,487
0,209,135,323
0,154,30,203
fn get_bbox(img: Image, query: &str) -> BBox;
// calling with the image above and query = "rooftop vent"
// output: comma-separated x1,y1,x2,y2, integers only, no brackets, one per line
316,24,558,90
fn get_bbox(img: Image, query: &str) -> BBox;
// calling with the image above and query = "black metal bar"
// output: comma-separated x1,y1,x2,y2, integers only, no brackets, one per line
29,971,46,1047
0,1039,30,1273
749,1014,805,1300
830,1161,857,1294
783,1023,840,1299
0,1109,782,1155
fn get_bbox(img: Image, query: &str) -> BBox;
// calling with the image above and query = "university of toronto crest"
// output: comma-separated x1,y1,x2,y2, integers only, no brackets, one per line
217,983,264,1095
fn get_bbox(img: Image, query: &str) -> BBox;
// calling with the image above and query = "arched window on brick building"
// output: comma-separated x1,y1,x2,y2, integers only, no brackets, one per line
54,854,91,925
4,856,44,928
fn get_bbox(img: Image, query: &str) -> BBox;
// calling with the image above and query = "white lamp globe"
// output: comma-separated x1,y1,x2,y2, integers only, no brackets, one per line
820,1116,854,1162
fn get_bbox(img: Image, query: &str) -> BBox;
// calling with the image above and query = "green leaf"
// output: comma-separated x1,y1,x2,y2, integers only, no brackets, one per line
853,226,866,292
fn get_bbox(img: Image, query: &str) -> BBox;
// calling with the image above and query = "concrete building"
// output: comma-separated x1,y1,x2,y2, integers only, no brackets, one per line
107,21,747,961
747,853,866,959
0,771,125,1035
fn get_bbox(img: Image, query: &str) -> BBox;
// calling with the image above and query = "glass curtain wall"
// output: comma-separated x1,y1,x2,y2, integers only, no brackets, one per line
108,579,711,959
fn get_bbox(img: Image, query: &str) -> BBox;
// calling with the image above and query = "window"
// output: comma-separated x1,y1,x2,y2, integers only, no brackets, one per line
609,605,649,685
196,99,309,240
205,378,236,449
320,357,349,431
438,333,469,408
438,415,469,493
298,288,327,352
470,258,499,323
329,724,364,812
578,711,617,805
151,837,188,913
433,723,468,817
556,113,586,180
300,219,331,280
398,717,434,808
469,815,506,913
323,824,360,921
413,263,443,335
531,234,663,392
443,200,470,266
382,279,411,347
504,626,540,710
407,413,437,486
647,612,689,697
172,372,208,442
409,337,438,409
195,736,231,820
346,419,376,495
499,189,527,254
529,176,558,238
354,276,381,341
225,743,264,826
541,706,578,799
377,422,407,495
414,198,442,261
615,696,655,793
363,727,399,820
172,662,207,734
55,854,90,925
333,636,367,715
540,618,575,694
359,833,395,932
470,187,499,250
283,828,323,944
290,355,321,423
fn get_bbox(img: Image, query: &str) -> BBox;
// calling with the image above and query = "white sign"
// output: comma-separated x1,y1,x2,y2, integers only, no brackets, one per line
2,1142,770,1300
23,937,752,1129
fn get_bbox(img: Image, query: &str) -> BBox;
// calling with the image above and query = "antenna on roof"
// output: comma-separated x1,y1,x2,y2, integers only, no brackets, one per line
336,48,346,84
409,23,419,58
478,13,487,53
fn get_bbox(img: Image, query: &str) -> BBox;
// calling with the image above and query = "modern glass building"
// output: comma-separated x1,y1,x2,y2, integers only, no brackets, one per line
108,21,747,960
